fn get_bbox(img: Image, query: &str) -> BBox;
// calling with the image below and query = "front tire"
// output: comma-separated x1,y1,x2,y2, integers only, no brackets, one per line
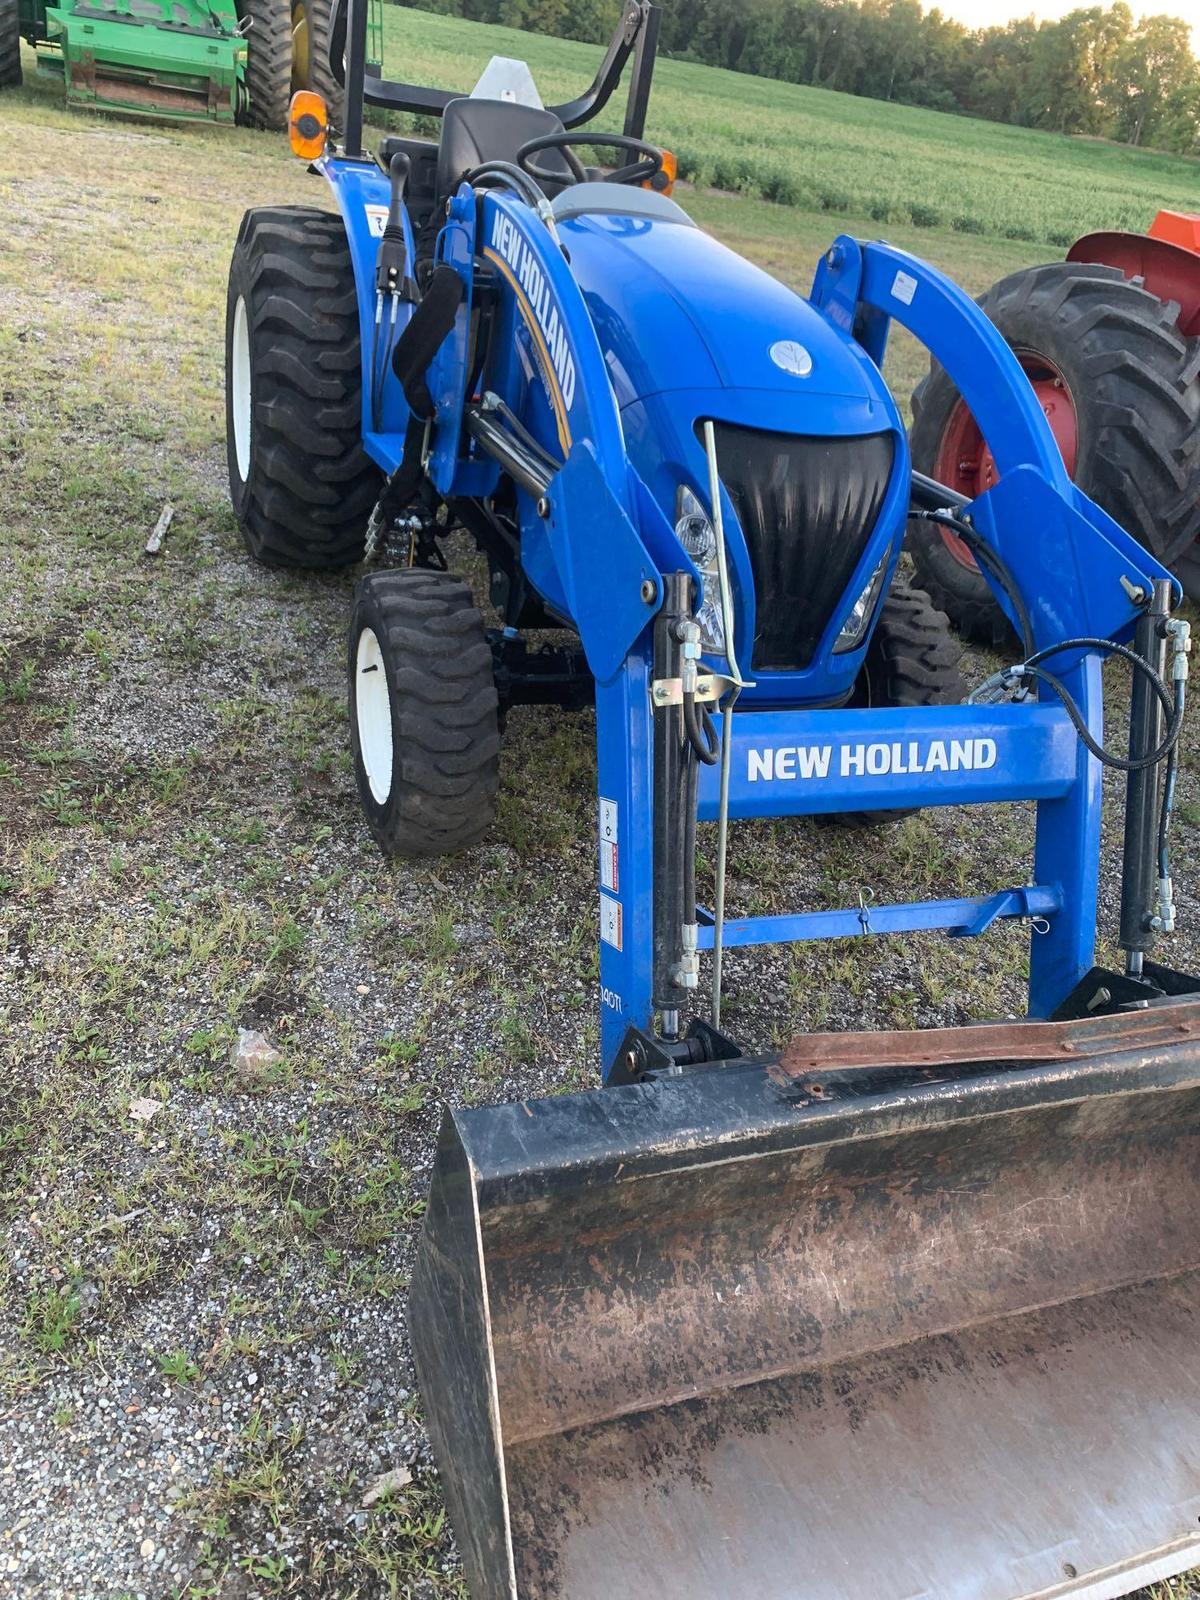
349,570,501,858
909,261,1200,639
0,0,22,90
225,206,381,571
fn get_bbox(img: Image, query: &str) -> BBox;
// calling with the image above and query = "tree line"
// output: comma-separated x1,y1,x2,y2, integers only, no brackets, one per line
399,0,1200,155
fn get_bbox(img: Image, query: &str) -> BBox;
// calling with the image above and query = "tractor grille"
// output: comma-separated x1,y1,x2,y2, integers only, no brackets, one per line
710,424,895,671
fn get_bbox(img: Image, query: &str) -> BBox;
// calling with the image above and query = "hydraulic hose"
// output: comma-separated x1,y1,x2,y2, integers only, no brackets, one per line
911,507,1035,659
464,161,547,211
1011,637,1182,774
683,689,719,766
682,732,699,931
1159,682,1185,880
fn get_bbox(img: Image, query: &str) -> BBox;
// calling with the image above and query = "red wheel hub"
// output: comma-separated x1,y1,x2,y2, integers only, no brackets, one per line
932,352,1079,572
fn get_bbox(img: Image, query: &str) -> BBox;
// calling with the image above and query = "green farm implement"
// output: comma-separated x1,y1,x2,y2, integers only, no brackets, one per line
0,0,380,128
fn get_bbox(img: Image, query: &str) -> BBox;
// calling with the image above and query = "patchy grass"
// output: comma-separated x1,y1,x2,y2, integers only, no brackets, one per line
1,41,1198,1600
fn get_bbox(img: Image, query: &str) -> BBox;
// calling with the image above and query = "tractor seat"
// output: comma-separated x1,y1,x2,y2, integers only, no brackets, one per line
436,97,575,201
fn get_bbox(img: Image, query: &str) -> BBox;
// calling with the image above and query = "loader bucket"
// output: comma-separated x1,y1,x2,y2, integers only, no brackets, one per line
409,1005,1200,1600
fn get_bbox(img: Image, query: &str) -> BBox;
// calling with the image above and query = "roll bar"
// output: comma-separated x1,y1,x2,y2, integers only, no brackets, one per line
332,0,661,161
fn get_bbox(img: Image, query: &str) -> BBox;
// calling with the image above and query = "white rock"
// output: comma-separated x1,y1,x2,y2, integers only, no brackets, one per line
232,1028,281,1077
362,1465,413,1507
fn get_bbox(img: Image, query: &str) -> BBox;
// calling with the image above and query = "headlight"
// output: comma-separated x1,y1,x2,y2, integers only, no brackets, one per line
833,555,889,653
675,486,726,655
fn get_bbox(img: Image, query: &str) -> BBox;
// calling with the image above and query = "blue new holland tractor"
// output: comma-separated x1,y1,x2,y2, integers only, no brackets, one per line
226,9,1200,1597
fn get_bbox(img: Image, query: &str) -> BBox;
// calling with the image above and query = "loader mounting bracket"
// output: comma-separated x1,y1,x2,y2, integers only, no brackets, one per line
1052,961,1200,1020
609,1018,746,1084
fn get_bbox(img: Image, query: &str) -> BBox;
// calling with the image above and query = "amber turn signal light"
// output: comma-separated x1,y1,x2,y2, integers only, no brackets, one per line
289,91,328,161
643,149,677,196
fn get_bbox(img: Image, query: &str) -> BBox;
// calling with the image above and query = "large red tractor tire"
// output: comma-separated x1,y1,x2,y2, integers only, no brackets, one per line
0,0,23,89
909,261,1200,642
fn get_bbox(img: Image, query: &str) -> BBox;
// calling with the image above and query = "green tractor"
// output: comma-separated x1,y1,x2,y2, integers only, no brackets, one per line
0,0,379,128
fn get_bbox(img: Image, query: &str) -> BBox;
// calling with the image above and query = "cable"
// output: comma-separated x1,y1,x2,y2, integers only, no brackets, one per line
1159,691,1183,878
370,294,402,432
682,689,719,765
911,507,1035,658
984,626,1184,933
1017,636,1182,772
465,161,548,212
917,497,1187,927
682,731,699,931
915,502,1184,772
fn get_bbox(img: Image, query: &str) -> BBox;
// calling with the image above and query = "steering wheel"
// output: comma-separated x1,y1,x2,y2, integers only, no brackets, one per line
517,131,665,189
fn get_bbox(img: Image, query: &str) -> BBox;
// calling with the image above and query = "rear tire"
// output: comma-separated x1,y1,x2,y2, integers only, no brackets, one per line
238,0,292,131
910,261,1200,639
825,579,965,828
225,205,381,571
0,0,22,90
349,570,501,858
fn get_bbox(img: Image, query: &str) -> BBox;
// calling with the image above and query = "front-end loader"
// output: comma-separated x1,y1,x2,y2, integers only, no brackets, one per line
225,7,1200,1593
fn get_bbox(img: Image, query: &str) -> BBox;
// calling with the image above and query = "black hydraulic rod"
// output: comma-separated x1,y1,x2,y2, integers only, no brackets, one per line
464,406,554,501
1120,578,1173,968
652,574,691,1030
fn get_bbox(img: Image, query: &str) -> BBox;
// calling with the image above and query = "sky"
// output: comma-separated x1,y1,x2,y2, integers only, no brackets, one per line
930,0,1200,50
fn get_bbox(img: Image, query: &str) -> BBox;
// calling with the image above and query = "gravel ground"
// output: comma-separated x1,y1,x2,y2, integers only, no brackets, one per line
1,77,1198,1600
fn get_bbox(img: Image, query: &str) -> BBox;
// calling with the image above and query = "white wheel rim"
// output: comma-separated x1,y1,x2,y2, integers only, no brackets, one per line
231,295,252,483
355,627,394,805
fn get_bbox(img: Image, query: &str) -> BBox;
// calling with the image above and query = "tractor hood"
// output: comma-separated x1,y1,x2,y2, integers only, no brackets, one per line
560,207,889,422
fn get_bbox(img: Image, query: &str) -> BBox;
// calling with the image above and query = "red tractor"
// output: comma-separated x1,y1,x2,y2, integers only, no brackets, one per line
910,209,1200,639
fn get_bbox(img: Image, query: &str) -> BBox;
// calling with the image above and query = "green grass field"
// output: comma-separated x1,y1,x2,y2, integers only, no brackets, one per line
380,6,1200,248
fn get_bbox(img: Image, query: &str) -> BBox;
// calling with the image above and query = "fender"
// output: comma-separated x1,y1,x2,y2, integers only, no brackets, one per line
320,155,419,456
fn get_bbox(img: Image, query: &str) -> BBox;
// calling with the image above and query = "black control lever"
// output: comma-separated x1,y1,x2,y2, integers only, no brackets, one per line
375,151,413,298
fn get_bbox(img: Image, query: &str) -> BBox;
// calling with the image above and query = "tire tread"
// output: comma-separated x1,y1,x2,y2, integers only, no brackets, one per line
226,205,380,571
350,571,499,857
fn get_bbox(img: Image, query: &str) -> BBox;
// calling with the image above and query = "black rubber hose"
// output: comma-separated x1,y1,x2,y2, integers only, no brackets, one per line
911,508,1035,659
465,161,547,210
1021,636,1182,772
1158,678,1185,880
683,690,719,766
